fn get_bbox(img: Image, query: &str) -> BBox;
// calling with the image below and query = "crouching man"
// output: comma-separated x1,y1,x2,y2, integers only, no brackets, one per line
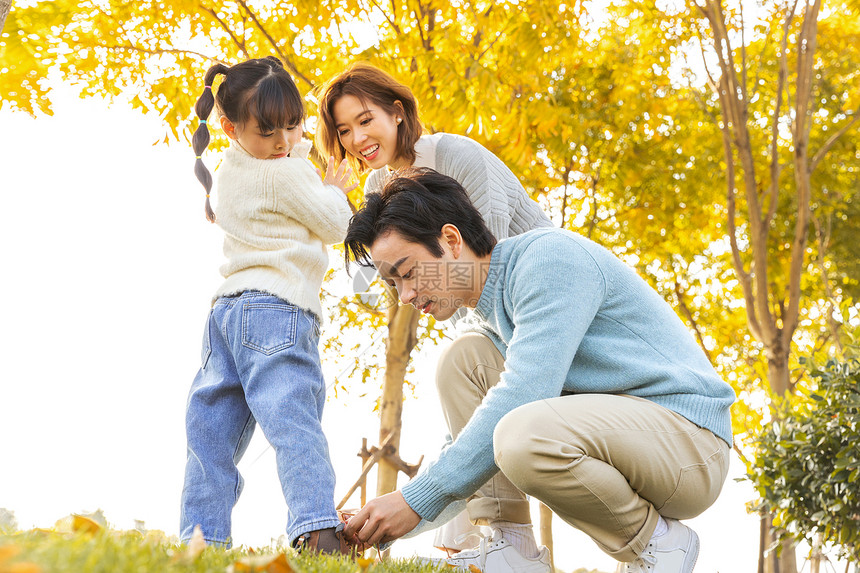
342,168,735,573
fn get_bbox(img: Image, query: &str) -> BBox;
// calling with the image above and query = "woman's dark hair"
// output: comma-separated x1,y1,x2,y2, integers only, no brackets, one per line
344,167,496,272
192,56,304,222
315,63,422,176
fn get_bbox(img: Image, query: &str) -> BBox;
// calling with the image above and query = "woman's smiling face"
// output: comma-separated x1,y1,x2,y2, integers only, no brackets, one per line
332,94,408,171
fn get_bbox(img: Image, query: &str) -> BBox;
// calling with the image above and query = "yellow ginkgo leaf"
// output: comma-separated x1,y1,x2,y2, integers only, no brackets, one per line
186,525,207,560
142,529,170,546
4,562,42,573
71,515,101,535
0,545,21,564
468,566,481,573
227,552,296,573
171,525,207,564
356,556,374,570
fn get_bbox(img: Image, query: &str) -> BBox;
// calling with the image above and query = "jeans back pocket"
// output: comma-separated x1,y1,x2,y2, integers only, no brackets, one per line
241,301,297,355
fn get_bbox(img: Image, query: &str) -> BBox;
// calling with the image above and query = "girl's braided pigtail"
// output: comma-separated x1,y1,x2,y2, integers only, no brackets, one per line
193,63,230,223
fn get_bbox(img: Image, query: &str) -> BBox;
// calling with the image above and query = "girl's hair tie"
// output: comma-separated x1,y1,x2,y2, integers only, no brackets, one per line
204,85,212,90
196,155,202,159
200,120,207,125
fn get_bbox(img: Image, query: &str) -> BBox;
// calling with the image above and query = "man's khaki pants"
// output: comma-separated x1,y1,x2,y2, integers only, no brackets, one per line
434,333,730,562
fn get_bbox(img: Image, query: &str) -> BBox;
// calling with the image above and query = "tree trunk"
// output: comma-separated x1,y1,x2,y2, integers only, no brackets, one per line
376,302,420,496
539,503,555,572
767,346,792,397
0,0,12,36
809,533,822,573
694,3,827,572
766,344,801,573
760,515,798,573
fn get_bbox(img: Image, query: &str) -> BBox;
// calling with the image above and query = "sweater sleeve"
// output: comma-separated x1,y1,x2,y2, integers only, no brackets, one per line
401,235,607,520
437,135,520,240
270,158,352,245
363,168,389,197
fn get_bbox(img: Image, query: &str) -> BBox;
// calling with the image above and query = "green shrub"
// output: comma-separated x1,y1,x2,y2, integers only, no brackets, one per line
746,352,860,563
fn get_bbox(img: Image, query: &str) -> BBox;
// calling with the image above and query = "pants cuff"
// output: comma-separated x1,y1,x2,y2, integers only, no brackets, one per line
598,504,659,562
467,497,532,525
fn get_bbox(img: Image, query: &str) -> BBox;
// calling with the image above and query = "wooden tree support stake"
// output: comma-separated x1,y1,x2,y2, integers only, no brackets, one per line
337,433,424,510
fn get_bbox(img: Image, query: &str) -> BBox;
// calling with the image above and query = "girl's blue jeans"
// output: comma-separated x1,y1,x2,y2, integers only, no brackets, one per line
179,291,340,546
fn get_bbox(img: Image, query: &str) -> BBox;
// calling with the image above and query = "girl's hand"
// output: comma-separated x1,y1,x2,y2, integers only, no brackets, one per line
322,156,358,195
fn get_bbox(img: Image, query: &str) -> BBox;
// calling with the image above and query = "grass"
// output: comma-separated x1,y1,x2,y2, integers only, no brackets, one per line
0,521,445,573
0,516,612,573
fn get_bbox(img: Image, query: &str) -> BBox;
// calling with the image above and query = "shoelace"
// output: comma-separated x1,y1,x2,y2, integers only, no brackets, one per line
292,533,311,554
624,550,658,572
448,529,505,571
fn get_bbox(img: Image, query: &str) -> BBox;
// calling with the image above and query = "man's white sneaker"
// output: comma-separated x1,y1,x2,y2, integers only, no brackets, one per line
443,531,551,573
615,519,699,573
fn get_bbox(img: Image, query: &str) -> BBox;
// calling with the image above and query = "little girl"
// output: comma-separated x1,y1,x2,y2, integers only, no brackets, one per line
180,56,354,554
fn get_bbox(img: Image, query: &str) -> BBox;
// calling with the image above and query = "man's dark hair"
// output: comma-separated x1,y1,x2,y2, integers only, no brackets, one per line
344,167,497,271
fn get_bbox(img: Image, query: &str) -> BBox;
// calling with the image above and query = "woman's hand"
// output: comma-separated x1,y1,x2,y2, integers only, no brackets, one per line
321,156,358,195
342,490,421,549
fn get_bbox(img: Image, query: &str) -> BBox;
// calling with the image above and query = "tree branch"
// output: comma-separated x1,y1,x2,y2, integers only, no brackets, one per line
235,0,315,89
811,212,843,354
104,43,225,64
0,0,12,37
765,2,798,231
414,0,434,53
694,0,767,342
810,111,860,173
559,162,572,228
740,0,748,103
783,0,822,345
199,3,249,58
586,171,600,240
712,0,776,343
673,275,715,364
367,0,402,35
390,0,399,29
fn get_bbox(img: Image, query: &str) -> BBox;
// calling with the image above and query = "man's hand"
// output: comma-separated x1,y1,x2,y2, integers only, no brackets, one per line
342,490,421,549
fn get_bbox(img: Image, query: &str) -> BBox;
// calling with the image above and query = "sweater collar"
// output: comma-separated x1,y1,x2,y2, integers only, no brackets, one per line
474,242,503,318
225,138,311,160
385,134,434,172
227,138,255,160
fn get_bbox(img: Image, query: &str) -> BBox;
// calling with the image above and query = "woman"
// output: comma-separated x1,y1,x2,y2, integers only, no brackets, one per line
315,62,552,244
315,63,554,560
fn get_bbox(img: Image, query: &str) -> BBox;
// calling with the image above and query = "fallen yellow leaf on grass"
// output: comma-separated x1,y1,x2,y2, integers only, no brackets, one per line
1,562,42,573
0,546,20,563
468,566,481,573
356,556,374,570
188,525,207,557
142,529,171,546
0,548,41,573
186,525,207,560
227,552,295,573
171,525,207,564
72,515,102,535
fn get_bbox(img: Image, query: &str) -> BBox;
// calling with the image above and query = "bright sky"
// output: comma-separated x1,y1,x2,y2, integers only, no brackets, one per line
0,82,821,572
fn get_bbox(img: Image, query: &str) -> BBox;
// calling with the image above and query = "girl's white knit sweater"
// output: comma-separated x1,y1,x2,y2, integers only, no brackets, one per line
212,141,352,319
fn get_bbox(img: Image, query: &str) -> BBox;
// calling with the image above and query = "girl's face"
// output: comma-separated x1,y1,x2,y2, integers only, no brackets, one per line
332,94,407,170
221,116,303,160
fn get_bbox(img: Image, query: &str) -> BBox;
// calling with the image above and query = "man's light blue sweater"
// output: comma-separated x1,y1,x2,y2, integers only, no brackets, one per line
401,228,736,522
